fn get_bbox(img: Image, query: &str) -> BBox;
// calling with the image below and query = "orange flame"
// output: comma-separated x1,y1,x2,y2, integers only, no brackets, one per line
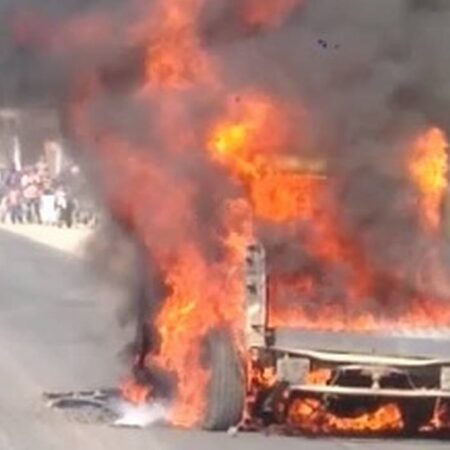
145,0,215,89
207,93,291,175
242,0,304,28
121,378,152,405
207,93,321,222
67,0,450,435
154,244,245,426
409,127,449,231
288,399,403,434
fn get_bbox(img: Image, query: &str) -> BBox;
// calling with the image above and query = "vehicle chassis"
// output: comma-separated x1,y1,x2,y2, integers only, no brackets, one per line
244,243,450,430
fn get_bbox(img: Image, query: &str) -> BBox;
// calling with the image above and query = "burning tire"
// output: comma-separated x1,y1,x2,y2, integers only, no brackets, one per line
202,330,245,431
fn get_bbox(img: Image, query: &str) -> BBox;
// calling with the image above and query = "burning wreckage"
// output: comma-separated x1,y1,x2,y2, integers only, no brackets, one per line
22,0,450,438
47,147,450,436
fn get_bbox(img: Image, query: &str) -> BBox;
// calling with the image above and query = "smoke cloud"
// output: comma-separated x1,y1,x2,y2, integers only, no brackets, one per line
2,0,450,319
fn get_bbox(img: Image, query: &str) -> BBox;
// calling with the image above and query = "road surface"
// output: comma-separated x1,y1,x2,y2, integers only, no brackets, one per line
0,228,447,450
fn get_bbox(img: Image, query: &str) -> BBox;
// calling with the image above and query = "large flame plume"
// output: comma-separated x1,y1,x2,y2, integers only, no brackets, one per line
4,0,450,434
68,0,450,430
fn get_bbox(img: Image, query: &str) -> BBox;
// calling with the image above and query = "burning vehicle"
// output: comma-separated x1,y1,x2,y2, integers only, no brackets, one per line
9,0,450,437
194,147,450,435
241,240,450,434
48,139,450,436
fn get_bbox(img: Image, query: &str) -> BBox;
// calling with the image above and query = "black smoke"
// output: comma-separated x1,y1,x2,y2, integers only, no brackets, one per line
2,0,450,318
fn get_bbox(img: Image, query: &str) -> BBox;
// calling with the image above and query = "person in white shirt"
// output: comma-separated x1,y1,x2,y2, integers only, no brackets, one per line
40,189,57,225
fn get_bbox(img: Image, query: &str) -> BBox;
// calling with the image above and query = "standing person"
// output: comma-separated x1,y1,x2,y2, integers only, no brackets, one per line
20,167,30,190
31,182,42,224
0,194,7,223
63,194,76,228
6,168,21,190
23,180,41,224
7,188,22,224
56,188,76,228
0,177,7,222
20,167,31,223
23,180,34,223
40,188,57,225
55,188,66,226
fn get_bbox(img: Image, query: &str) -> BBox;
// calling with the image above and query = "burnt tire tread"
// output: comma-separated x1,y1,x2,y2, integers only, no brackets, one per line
202,331,245,431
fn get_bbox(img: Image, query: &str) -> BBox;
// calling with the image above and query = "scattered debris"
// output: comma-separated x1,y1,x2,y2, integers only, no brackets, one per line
44,389,122,425
43,389,167,427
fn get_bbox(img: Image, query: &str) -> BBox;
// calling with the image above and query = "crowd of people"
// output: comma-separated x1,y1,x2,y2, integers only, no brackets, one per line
0,162,94,228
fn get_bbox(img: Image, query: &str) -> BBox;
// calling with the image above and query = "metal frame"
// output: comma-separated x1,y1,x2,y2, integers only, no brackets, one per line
245,243,268,348
266,346,450,368
244,241,450,401
289,384,450,399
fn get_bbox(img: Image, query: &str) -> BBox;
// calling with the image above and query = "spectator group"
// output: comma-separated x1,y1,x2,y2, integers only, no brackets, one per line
0,162,92,228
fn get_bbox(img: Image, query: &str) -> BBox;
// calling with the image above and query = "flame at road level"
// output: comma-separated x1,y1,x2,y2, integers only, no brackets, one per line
121,378,152,405
409,127,449,231
288,399,403,434
153,244,246,426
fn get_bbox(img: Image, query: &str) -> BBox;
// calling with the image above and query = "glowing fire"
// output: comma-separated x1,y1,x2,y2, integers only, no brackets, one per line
288,399,403,434
207,93,291,176
409,127,449,232
145,0,215,89
287,370,403,433
207,93,322,223
121,378,152,405
153,243,245,426
241,0,304,28
64,0,450,436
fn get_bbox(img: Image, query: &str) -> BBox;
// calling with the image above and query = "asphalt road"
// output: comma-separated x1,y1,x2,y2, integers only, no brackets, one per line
0,229,448,450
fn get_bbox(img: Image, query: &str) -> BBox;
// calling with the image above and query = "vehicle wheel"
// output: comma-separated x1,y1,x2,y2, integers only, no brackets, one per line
400,399,435,433
201,329,245,431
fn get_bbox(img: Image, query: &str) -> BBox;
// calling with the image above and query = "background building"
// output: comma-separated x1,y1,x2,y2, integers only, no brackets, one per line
0,107,62,171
